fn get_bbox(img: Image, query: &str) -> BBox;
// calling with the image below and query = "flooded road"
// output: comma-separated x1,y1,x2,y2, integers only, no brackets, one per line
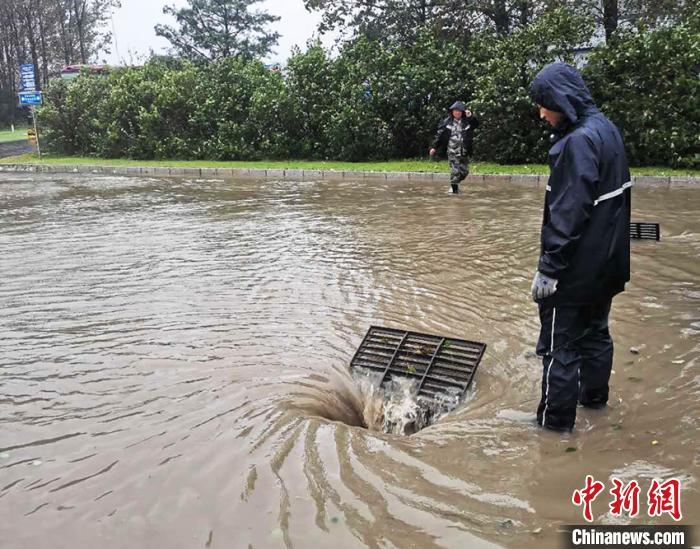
0,173,698,548
0,141,33,159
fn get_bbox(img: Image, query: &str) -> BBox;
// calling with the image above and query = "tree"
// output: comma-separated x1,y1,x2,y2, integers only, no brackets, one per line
38,7,697,168
0,0,118,125
69,0,120,64
584,7,699,167
303,0,452,43
470,8,594,163
155,0,280,61
304,0,691,44
579,0,691,42
302,0,584,42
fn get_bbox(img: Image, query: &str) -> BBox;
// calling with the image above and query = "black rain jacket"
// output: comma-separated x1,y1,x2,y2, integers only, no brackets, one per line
530,62,631,306
433,101,480,157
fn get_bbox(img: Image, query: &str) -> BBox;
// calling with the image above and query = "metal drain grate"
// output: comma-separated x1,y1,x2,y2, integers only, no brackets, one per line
350,326,486,400
630,221,660,241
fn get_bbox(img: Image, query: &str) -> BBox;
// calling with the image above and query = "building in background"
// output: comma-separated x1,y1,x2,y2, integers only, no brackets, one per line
60,65,111,80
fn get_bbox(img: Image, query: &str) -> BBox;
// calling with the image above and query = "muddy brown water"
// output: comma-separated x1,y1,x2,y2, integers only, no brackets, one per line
0,173,698,549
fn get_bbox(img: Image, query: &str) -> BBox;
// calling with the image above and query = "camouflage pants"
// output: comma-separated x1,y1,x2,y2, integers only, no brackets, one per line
449,155,469,186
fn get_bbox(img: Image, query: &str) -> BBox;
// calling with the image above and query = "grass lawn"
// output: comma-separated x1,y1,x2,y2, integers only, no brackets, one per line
1,153,698,177
0,127,30,143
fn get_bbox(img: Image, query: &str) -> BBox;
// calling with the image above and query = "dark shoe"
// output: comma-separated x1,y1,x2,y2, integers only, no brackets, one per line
538,414,575,432
451,184,459,194
579,389,609,409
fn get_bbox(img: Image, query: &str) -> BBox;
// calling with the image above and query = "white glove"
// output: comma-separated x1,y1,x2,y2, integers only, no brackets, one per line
531,271,558,301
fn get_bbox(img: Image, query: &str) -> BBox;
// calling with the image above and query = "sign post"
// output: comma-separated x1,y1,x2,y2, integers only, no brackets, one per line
18,63,42,158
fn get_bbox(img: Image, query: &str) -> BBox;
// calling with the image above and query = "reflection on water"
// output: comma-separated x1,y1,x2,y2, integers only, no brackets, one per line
0,173,698,548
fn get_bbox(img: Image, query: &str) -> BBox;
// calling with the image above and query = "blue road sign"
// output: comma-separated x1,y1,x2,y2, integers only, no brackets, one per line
20,63,36,91
19,91,42,105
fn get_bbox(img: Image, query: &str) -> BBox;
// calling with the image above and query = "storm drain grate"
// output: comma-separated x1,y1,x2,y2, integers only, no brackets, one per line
350,326,486,401
630,221,660,241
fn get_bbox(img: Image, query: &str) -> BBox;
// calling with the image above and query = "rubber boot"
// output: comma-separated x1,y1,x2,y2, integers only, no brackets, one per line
451,184,459,194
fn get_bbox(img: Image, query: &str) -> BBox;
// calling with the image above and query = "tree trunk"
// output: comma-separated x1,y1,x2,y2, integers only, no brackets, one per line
24,6,42,88
11,12,26,90
0,43,9,93
223,4,230,57
72,0,87,63
38,0,50,85
59,11,72,65
519,0,530,28
493,0,510,35
603,0,618,42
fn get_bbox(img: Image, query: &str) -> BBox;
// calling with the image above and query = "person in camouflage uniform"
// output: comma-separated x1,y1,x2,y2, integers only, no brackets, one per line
430,101,480,194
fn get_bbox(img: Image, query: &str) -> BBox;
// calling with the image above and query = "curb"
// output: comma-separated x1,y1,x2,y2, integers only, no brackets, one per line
0,163,697,187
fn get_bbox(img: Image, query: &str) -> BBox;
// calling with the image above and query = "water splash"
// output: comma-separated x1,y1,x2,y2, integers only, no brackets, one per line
352,371,464,435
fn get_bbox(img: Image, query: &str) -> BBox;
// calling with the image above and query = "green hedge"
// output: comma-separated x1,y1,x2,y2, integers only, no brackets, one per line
38,9,698,167
39,58,297,160
583,13,699,168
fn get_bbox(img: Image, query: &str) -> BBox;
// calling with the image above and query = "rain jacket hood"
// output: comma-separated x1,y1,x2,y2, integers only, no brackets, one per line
530,62,599,125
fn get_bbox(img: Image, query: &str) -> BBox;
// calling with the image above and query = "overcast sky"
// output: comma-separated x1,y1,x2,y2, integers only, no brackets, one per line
105,0,338,66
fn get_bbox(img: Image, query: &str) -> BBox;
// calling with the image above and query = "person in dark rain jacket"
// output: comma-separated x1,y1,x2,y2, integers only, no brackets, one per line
529,62,631,432
430,101,479,194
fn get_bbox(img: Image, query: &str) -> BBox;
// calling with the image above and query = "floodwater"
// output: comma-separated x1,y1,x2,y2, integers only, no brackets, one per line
0,173,698,548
